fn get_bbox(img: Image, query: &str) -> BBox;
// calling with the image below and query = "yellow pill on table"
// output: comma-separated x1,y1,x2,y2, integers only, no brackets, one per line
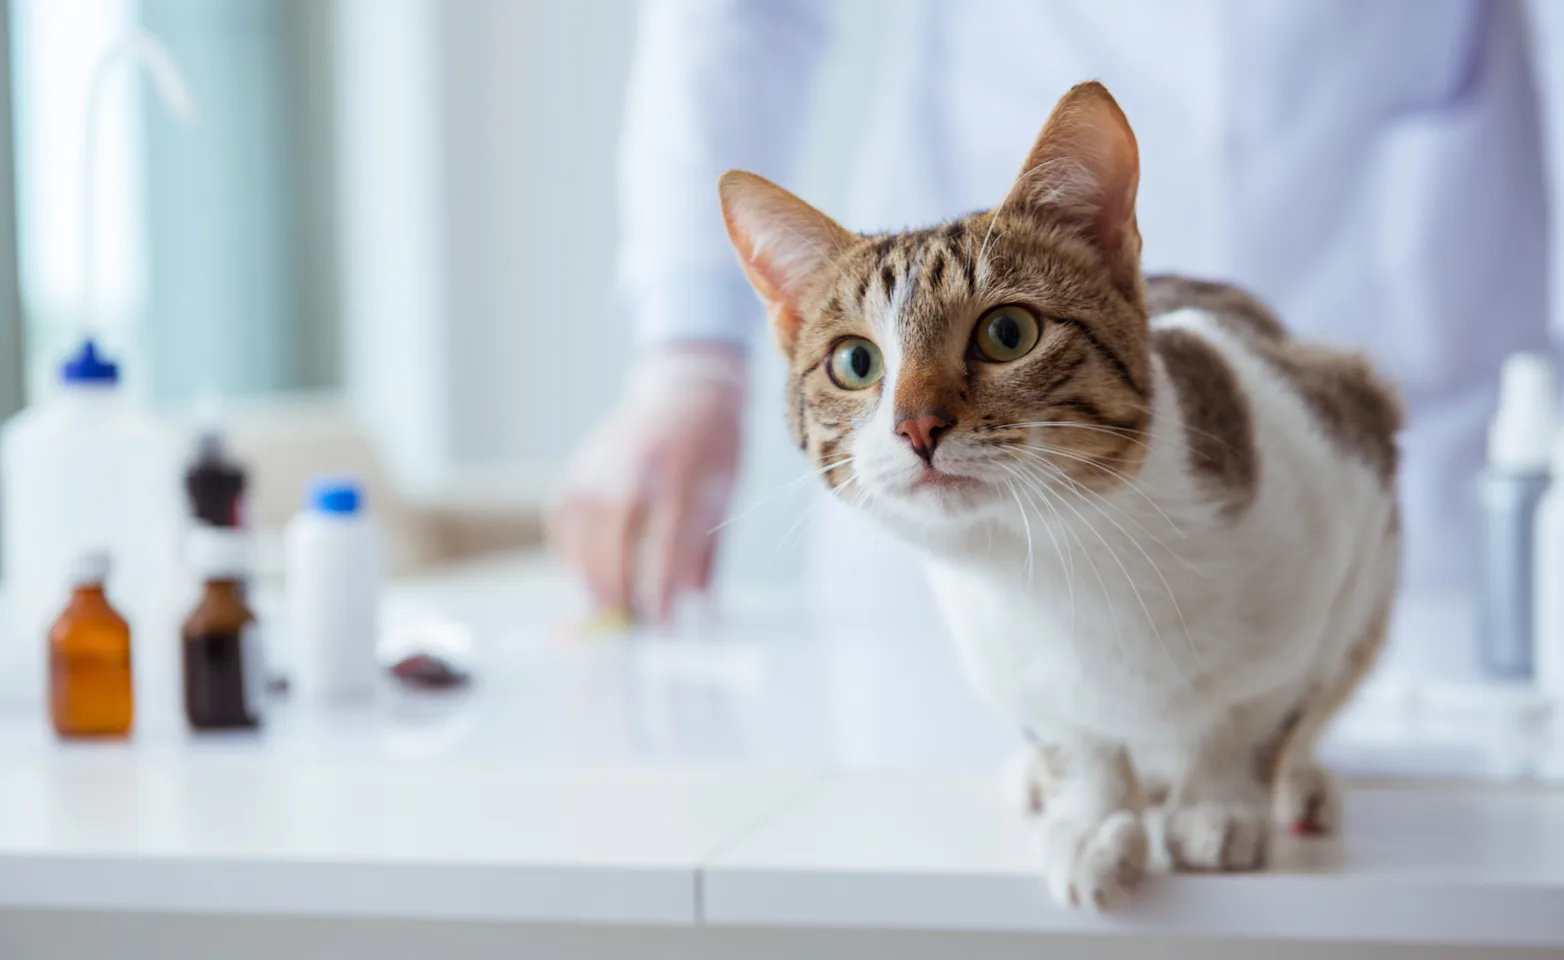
577,606,635,636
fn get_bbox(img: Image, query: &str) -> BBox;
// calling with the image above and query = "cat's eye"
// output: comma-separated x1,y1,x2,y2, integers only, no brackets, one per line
826,337,884,390
973,305,1040,362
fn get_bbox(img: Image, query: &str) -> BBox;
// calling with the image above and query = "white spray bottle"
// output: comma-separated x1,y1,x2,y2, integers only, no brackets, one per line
0,32,196,709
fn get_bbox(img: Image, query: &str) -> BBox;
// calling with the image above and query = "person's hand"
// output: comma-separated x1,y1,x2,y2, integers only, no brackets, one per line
548,345,745,622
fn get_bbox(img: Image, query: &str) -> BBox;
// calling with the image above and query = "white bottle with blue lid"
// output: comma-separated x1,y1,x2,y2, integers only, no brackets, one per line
0,338,185,708
285,476,383,703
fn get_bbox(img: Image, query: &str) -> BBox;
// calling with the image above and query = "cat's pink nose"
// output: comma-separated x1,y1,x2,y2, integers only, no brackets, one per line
895,409,953,464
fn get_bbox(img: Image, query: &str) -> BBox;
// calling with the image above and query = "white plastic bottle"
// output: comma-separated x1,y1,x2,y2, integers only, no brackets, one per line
285,477,383,703
0,340,185,709
1477,353,1555,679
1534,428,1564,708
0,32,195,712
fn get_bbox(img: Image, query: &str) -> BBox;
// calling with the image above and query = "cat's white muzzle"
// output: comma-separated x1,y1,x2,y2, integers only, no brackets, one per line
854,437,1012,522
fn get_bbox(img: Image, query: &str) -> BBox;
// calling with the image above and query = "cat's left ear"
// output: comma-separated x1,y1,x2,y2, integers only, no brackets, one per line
719,171,853,356
1003,82,1141,291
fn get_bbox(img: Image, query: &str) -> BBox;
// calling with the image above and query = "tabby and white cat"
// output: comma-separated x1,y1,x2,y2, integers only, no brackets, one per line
718,82,1400,909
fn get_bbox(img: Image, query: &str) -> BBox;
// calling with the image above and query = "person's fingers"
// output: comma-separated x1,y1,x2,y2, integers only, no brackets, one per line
651,461,735,619
552,395,739,618
554,490,625,612
684,470,733,594
581,495,643,613
554,497,633,614
646,476,696,622
563,500,615,607
576,509,617,610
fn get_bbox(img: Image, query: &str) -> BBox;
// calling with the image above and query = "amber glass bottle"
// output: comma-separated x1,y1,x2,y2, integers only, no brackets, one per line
182,527,262,729
49,552,134,738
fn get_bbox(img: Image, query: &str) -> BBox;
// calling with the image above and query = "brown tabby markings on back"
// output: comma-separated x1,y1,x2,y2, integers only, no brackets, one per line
1148,327,1258,518
1145,276,1402,486
1145,275,1288,342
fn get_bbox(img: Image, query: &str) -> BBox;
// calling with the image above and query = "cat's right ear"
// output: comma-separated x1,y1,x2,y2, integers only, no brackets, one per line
719,171,852,355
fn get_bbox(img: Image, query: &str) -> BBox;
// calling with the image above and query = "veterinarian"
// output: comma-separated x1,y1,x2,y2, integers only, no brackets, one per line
550,0,1551,673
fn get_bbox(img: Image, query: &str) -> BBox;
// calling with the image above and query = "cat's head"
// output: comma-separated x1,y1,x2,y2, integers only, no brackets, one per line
719,82,1151,529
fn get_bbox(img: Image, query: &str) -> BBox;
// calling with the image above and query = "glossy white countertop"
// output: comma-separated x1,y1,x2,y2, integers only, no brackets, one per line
708,773,1564,946
0,553,1561,945
0,754,815,924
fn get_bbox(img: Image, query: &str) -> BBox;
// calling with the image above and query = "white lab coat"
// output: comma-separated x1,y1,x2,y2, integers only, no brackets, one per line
618,0,1552,676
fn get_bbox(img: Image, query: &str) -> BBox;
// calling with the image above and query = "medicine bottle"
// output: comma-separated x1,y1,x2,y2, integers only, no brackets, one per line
49,551,134,738
182,526,263,729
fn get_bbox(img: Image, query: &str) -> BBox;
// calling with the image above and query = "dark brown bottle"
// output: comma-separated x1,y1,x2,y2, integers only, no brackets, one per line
182,527,262,730
185,430,247,528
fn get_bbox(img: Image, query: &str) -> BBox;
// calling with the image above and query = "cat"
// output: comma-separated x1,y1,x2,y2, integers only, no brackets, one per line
717,81,1400,910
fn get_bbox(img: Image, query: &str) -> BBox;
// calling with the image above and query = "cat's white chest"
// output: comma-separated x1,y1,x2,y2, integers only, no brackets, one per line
922,558,1183,740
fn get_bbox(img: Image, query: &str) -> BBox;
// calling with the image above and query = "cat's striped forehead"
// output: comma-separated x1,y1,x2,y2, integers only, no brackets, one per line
793,208,1149,393
816,218,983,350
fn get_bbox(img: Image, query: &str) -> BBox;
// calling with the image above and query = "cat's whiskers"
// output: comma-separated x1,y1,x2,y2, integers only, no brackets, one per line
1001,458,1124,666
1011,438,1188,538
1115,404,1250,458
988,420,1152,450
994,459,1076,643
984,420,1158,520
1007,456,1194,682
1012,455,1204,675
996,415,1248,466
1017,458,1184,680
1044,481,1100,668
1005,446,1209,580
994,463,1037,582
1027,464,1080,640
998,474,1036,587
769,469,872,565
811,474,877,567
707,454,856,536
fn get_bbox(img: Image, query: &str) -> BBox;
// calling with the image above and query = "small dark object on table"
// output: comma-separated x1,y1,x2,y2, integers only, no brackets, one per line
391,652,470,690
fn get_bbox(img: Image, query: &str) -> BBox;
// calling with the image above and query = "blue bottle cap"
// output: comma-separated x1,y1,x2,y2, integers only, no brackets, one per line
60,338,120,384
308,476,363,516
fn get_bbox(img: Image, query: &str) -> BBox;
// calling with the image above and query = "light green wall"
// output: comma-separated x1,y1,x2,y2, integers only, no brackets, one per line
139,0,337,401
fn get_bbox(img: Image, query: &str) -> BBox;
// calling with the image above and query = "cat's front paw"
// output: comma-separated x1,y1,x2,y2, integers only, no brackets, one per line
1162,801,1269,871
1038,809,1148,910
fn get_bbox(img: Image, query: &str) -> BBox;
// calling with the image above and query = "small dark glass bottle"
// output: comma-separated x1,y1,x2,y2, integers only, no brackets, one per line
185,430,248,528
182,527,263,730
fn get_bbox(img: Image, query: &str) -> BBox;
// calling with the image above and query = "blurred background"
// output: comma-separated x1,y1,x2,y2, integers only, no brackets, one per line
4,0,1564,592
0,0,908,587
